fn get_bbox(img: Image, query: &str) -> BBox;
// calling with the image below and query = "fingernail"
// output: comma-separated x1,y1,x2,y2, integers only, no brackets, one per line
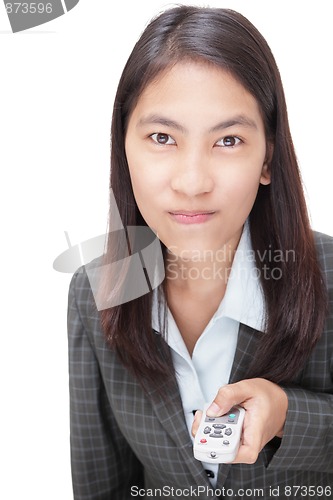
206,402,222,417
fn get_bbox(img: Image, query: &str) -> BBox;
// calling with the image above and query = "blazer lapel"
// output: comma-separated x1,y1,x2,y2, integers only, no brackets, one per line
229,323,262,383
145,344,213,486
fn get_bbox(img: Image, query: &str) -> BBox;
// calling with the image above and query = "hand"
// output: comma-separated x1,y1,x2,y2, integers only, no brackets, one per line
192,378,288,464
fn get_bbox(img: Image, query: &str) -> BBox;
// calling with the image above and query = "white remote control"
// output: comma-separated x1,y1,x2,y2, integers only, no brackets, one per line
193,404,245,463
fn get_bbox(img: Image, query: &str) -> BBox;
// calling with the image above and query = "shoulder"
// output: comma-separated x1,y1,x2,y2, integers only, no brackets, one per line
68,255,104,322
313,230,333,258
313,230,333,289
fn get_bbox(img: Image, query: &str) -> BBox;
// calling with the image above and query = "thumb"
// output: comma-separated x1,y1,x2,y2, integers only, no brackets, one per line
206,381,249,417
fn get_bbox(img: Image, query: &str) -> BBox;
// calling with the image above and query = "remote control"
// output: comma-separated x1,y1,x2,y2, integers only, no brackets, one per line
193,404,245,463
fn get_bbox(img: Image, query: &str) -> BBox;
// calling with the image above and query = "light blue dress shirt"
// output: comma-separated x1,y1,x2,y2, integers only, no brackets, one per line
152,222,266,486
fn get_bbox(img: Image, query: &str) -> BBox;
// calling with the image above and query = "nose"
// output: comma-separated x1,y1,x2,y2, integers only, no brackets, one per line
170,149,214,196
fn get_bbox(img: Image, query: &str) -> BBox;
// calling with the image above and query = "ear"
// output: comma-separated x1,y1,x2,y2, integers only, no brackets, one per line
260,163,271,185
260,142,273,186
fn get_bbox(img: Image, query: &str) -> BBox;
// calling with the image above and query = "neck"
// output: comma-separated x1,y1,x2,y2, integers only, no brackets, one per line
165,230,242,296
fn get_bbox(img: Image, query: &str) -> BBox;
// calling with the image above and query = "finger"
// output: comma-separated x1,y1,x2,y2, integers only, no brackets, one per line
191,410,202,437
232,442,261,465
232,419,263,464
206,380,252,417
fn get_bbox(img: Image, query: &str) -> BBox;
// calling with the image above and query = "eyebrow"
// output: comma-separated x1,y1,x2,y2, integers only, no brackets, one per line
136,113,258,133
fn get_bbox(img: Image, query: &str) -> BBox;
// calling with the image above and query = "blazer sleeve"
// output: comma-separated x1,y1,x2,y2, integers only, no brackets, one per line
266,232,333,473
67,269,144,500
267,386,333,472
269,233,333,474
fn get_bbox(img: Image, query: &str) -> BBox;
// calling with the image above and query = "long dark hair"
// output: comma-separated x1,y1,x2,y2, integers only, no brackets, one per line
100,6,328,388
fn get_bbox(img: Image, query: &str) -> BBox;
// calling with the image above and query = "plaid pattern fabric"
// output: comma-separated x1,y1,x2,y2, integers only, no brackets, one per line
68,231,333,499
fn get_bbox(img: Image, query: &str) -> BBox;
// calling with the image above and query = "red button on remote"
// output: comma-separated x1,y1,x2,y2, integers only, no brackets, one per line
200,439,207,443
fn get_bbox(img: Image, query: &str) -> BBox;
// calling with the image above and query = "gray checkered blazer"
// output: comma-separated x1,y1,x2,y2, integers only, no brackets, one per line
68,231,333,500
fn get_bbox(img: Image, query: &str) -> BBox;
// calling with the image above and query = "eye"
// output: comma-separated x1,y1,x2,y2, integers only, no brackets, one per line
150,133,176,145
215,136,242,148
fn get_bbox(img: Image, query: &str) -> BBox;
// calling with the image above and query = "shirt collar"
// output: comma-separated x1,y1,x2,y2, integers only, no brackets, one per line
214,221,266,332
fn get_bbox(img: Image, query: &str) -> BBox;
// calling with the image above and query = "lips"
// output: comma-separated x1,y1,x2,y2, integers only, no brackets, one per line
170,210,215,216
168,210,215,224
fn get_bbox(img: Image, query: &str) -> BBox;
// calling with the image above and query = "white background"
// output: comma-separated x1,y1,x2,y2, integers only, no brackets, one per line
1,1,332,498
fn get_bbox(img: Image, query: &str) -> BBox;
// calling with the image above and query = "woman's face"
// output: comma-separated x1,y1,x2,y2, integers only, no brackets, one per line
125,62,270,259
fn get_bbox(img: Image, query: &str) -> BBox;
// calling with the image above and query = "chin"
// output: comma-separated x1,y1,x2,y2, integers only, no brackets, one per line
165,241,220,260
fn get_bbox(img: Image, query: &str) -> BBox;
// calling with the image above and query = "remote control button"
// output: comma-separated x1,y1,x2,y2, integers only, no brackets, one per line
210,452,217,458
229,413,236,419
204,426,211,434
200,439,207,443
223,440,230,445
207,417,215,422
213,429,222,434
212,424,226,429
209,433,224,438
225,428,232,436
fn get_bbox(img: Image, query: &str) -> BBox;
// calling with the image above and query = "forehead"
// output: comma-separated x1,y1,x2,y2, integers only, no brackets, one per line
129,61,265,132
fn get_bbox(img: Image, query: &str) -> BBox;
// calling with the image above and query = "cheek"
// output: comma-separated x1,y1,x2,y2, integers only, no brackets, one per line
221,165,262,199
128,155,171,209
238,172,261,194
217,157,265,215
126,157,166,228
129,167,164,205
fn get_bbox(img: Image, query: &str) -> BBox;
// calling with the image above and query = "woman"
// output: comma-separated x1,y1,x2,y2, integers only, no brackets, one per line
68,6,333,499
